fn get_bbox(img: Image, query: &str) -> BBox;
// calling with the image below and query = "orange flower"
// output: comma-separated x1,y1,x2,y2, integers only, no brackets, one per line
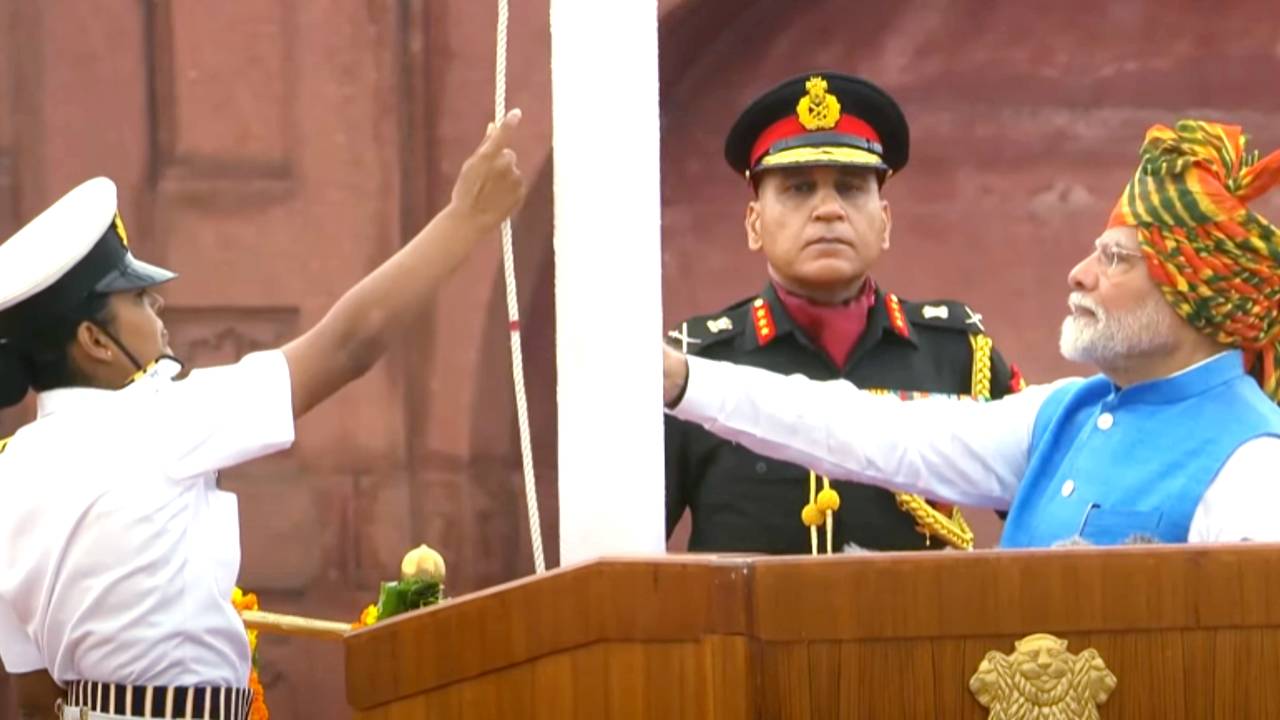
249,668,269,720
231,587,261,657
231,586,260,612
233,587,271,719
351,603,379,629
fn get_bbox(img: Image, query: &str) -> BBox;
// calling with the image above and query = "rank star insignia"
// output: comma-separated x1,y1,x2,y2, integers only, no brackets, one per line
964,307,985,332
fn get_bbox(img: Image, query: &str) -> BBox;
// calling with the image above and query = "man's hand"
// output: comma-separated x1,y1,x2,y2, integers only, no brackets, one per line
663,344,689,408
449,109,527,234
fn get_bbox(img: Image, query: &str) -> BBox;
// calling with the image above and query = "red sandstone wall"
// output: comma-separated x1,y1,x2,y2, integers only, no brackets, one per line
3,1,1278,716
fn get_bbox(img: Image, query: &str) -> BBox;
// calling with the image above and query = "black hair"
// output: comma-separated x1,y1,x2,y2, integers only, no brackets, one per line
0,293,114,406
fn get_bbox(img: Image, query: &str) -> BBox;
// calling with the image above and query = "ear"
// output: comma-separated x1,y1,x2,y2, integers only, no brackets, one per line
745,200,764,252
74,320,115,365
880,198,893,251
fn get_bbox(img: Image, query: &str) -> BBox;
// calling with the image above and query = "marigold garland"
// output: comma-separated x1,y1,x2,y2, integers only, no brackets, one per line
231,587,270,720
231,545,446,719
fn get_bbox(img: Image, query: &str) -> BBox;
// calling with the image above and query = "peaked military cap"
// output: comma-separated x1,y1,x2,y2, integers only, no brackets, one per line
0,177,176,340
724,71,910,180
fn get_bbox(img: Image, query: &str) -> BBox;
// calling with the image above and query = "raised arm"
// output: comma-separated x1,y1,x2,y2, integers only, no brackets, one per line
283,110,527,417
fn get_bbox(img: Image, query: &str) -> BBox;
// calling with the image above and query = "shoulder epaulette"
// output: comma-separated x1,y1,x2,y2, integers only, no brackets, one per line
903,298,987,334
667,300,751,356
0,436,10,455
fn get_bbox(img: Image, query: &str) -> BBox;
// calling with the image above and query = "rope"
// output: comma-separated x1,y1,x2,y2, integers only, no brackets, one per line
495,0,546,574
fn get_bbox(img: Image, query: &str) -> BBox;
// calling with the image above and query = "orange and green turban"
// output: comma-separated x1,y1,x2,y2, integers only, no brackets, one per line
1107,120,1280,401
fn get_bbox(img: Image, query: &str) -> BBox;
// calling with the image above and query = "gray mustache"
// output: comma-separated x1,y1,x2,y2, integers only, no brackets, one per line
1068,293,1105,319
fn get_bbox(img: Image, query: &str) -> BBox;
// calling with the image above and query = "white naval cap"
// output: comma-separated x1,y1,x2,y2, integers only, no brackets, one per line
0,177,176,406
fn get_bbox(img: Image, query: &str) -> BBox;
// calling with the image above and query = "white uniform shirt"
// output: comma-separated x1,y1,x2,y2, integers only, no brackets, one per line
671,353,1280,543
0,350,294,686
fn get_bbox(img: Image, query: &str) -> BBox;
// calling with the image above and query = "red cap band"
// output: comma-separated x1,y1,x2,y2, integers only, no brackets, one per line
749,114,881,169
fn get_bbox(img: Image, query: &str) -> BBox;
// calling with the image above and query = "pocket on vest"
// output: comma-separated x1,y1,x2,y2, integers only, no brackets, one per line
1080,507,1164,545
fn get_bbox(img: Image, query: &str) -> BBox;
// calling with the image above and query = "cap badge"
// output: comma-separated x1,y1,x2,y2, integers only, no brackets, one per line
113,212,129,248
796,76,841,132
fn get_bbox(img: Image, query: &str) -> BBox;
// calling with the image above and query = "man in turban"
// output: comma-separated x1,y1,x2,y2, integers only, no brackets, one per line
660,119,1280,546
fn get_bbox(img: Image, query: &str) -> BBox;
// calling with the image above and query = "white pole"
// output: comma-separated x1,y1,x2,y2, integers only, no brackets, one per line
550,0,665,565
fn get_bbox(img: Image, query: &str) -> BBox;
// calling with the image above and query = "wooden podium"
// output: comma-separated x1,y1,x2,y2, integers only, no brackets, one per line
343,544,1280,718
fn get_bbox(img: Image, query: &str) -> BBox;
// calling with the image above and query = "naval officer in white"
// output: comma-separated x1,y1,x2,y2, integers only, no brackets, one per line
0,111,526,719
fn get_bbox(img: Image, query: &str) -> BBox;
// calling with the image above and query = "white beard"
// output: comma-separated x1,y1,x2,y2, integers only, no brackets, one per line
1058,292,1177,366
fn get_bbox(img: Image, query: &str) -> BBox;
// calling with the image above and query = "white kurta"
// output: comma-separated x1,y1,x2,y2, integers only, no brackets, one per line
0,350,294,686
670,353,1280,543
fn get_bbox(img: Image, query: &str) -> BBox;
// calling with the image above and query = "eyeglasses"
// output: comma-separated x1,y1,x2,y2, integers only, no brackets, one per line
1093,239,1144,275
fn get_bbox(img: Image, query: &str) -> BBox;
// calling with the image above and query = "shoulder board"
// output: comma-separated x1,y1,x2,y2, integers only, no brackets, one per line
666,299,753,356
0,436,10,455
902,299,987,334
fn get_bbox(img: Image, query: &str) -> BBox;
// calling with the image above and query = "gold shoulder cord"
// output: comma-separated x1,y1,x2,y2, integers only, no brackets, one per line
969,333,994,400
802,335,992,553
891,333,992,551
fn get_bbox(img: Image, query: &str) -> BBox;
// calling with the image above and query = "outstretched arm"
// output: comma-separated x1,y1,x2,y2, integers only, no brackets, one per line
664,345,1066,509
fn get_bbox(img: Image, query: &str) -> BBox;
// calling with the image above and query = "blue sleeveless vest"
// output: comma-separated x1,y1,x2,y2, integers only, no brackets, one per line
1000,351,1280,547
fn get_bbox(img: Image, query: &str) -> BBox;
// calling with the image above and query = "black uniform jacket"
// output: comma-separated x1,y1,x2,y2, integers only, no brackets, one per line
665,282,1023,554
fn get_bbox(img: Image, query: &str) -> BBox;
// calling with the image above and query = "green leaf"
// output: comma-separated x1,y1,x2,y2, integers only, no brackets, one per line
375,579,444,621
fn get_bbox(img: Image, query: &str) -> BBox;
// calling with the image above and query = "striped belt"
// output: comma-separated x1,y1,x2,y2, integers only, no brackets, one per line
64,681,252,720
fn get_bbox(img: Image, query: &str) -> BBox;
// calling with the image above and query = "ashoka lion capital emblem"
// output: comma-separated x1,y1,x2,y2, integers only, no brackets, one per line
795,76,841,131
969,633,1117,720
